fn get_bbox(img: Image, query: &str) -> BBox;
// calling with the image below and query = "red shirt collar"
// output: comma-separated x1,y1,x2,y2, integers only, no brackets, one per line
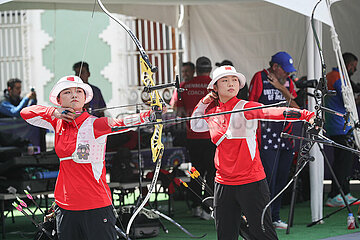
218,96,238,110
70,111,91,127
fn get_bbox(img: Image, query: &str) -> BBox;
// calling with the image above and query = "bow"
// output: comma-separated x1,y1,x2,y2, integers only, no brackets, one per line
95,0,166,237
260,1,329,231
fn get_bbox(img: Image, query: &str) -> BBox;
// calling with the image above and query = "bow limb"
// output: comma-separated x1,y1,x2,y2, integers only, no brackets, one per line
140,58,165,162
152,209,207,239
96,0,164,237
124,51,165,239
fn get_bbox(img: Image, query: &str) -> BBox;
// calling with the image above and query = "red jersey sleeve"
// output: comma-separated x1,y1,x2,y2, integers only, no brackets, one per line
93,110,151,139
20,105,57,131
248,72,263,101
243,101,314,122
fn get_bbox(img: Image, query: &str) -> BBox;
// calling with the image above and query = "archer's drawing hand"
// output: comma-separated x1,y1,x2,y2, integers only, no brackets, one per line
53,108,76,122
202,91,218,104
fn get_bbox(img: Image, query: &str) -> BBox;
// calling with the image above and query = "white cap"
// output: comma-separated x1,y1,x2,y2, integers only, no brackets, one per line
208,65,246,90
49,75,93,106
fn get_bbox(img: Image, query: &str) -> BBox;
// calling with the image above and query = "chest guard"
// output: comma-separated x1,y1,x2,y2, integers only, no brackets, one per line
215,100,258,160
59,117,106,181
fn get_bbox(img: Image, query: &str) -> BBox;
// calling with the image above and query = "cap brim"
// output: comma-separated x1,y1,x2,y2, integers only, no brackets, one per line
282,65,296,73
208,72,246,90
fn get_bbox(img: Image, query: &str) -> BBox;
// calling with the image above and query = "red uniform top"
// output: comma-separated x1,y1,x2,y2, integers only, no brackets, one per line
21,106,151,210
190,97,314,185
173,75,212,139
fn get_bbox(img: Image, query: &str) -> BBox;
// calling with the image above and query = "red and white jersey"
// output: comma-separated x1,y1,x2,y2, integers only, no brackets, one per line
21,105,151,210
190,97,314,185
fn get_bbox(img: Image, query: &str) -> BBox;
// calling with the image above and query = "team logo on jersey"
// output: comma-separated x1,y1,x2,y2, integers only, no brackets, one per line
77,143,90,160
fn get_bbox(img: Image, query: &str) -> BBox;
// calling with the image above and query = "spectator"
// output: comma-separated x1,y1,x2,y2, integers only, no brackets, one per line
324,52,360,207
0,78,37,118
169,62,195,110
248,51,299,229
173,56,216,220
73,61,106,117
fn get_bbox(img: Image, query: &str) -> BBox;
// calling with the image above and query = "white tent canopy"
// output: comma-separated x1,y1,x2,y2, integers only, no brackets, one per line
2,0,357,81
0,0,338,27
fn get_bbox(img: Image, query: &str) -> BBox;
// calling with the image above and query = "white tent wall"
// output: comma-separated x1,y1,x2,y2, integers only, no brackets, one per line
187,2,308,82
186,0,360,83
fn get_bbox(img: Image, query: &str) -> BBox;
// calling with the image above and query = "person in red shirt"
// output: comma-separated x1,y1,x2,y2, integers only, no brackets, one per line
20,76,154,240
248,51,299,229
191,65,315,240
172,56,216,220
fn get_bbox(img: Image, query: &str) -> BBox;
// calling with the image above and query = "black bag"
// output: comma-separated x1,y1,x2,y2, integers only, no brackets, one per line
120,206,161,239
110,148,139,183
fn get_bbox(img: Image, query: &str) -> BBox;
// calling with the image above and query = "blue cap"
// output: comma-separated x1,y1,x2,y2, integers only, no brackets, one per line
271,51,296,73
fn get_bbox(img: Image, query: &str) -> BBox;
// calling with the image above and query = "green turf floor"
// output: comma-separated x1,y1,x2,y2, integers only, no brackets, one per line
2,193,360,240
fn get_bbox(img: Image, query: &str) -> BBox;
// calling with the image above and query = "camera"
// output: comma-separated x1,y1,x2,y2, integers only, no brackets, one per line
290,74,318,89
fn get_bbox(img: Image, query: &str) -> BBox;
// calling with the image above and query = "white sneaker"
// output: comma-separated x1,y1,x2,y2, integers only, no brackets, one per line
273,220,288,229
192,206,202,217
200,210,213,220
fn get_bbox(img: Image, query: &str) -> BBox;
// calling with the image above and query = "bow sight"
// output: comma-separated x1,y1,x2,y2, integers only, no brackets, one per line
143,75,187,100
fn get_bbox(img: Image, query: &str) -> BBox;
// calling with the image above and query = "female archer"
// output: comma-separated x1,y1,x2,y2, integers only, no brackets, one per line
20,76,155,240
190,66,315,240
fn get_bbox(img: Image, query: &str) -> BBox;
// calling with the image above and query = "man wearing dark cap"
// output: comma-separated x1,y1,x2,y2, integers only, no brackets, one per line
215,59,249,100
173,56,216,220
248,51,299,230
73,61,106,117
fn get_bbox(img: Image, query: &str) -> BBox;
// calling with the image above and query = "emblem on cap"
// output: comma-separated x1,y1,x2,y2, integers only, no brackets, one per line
289,59,293,64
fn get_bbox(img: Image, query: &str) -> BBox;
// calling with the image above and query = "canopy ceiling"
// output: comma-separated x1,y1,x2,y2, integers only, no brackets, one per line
0,0,337,27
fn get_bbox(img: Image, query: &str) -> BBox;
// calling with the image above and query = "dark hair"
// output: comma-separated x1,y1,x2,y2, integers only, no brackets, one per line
342,52,358,66
215,60,233,67
7,78,22,89
269,61,276,68
73,61,90,73
182,62,195,71
196,56,212,74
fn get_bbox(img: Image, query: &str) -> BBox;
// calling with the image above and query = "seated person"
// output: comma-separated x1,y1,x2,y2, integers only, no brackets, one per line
0,78,36,118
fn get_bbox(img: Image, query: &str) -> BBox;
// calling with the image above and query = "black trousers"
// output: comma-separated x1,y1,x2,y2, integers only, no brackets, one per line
214,180,278,240
187,138,216,208
260,148,294,222
328,135,355,198
55,205,117,240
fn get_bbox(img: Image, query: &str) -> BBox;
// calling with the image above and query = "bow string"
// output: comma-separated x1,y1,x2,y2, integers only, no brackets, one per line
95,0,166,237
260,0,327,231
